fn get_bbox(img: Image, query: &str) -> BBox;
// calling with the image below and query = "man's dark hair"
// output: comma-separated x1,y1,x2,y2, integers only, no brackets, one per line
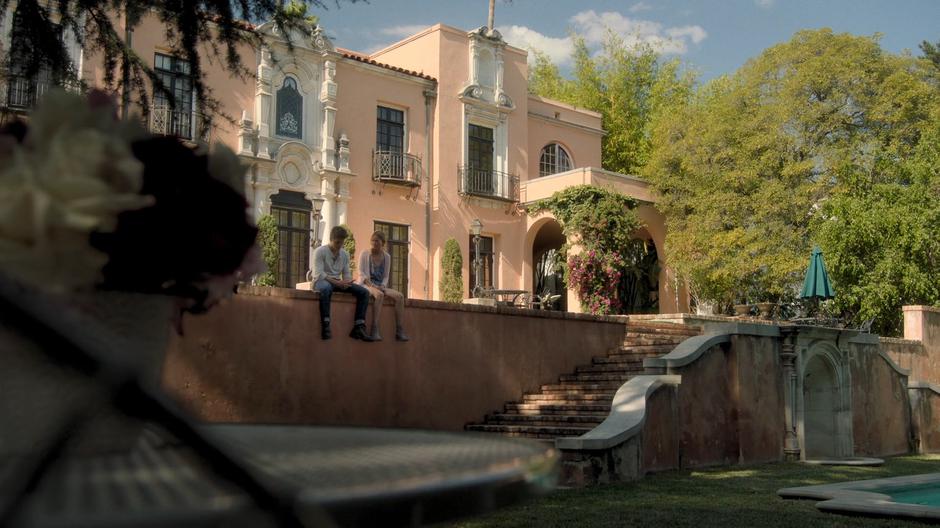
330,225,348,241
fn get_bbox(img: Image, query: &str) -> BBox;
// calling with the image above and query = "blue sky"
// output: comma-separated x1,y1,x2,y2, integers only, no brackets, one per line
314,0,940,81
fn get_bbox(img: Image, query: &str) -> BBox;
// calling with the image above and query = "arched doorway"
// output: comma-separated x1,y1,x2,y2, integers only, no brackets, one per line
620,231,660,314
802,354,841,458
531,219,566,311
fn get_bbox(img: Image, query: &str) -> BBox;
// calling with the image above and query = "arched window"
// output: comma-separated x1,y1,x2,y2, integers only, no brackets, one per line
539,143,572,177
276,77,302,139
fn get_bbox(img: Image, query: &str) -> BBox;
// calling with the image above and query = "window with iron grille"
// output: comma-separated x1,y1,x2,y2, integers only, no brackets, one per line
539,143,572,177
468,235,494,293
276,77,303,139
373,221,409,296
5,8,58,109
376,106,404,153
271,191,312,289
154,53,195,139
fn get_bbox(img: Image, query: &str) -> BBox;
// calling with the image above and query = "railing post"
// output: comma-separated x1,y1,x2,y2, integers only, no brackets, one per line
780,326,801,461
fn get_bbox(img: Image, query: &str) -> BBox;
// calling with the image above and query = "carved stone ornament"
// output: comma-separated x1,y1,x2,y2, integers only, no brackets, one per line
498,92,514,109
281,161,305,186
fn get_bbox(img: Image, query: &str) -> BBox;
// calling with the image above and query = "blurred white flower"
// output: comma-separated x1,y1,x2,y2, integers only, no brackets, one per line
0,90,153,292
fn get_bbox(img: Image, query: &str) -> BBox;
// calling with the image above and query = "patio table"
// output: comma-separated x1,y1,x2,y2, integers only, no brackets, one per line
4,425,558,528
0,273,557,528
482,289,530,308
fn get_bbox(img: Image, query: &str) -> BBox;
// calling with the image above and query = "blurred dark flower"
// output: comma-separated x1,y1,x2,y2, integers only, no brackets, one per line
90,137,259,313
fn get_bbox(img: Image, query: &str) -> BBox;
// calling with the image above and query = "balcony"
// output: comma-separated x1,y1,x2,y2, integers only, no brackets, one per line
149,105,210,143
373,150,422,187
1,71,55,110
458,166,520,203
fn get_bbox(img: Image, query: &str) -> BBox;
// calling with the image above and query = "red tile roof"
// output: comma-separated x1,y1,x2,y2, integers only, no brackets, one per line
336,48,436,82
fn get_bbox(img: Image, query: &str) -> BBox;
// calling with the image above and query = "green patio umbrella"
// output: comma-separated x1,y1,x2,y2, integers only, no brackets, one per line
800,246,835,300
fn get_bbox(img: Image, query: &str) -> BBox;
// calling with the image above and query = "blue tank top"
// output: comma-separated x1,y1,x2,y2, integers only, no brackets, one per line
370,255,385,285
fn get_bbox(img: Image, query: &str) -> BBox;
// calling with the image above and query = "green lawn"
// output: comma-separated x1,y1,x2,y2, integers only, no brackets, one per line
452,455,940,528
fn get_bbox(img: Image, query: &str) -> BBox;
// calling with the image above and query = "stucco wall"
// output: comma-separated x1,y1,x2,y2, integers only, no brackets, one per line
162,286,627,430
850,343,912,456
527,97,603,171
910,388,940,453
332,59,432,299
669,336,785,468
887,306,940,385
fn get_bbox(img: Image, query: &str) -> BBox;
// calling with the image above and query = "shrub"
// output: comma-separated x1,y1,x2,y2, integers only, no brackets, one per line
339,224,356,271
254,214,279,286
440,238,463,303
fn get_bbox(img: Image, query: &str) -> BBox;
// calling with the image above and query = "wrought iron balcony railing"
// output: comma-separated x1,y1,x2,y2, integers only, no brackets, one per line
2,71,55,110
373,150,422,187
458,166,520,202
149,104,210,143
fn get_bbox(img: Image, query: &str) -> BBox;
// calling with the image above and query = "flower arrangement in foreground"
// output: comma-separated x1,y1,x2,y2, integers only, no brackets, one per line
0,90,262,317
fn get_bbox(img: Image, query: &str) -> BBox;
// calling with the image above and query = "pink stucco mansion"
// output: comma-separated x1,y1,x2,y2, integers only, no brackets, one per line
1,12,688,314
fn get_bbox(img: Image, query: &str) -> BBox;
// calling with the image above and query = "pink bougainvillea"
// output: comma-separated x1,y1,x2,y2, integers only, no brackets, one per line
568,251,625,315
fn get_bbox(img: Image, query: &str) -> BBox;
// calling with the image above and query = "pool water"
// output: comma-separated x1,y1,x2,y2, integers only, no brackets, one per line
884,484,940,507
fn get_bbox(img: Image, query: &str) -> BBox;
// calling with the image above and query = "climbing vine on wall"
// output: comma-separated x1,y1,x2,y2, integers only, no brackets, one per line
529,185,645,315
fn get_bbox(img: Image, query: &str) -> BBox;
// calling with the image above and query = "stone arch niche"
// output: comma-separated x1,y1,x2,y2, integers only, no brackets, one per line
797,343,854,460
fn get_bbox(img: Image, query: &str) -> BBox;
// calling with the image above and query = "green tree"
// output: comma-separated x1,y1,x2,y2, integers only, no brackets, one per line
254,214,279,286
921,39,940,71
527,33,696,176
646,29,940,329
440,238,463,303
814,109,940,335
528,50,568,100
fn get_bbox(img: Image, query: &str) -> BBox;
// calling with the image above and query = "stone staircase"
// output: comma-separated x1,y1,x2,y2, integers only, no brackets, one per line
465,321,701,440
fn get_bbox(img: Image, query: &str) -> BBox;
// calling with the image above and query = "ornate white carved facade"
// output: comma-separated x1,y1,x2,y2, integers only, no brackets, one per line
240,24,353,255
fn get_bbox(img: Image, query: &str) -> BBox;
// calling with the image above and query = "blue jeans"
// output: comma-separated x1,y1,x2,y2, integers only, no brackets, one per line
315,279,370,326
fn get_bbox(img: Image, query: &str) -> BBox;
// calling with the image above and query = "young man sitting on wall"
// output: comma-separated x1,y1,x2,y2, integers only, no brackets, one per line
312,226,375,341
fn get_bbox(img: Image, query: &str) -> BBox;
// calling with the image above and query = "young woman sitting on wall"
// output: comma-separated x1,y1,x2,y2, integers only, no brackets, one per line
359,231,410,342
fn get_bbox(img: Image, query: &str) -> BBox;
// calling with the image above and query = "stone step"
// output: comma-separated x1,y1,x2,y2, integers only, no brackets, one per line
592,352,668,365
523,392,615,403
465,424,593,438
622,336,687,346
624,325,701,337
558,372,634,383
505,402,611,414
614,344,678,354
625,322,703,333
540,382,623,393
484,413,606,425
575,364,644,375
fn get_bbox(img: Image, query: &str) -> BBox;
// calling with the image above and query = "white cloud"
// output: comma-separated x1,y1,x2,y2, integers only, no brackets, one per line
499,10,708,66
629,2,653,13
569,10,708,54
667,25,707,44
755,0,775,8
498,25,574,65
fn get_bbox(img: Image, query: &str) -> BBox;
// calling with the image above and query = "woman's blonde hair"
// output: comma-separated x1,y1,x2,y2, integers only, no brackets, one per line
371,230,387,244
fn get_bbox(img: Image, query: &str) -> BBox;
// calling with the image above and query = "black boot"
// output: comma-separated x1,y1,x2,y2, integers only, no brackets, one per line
349,323,375,342
321,323,332,340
